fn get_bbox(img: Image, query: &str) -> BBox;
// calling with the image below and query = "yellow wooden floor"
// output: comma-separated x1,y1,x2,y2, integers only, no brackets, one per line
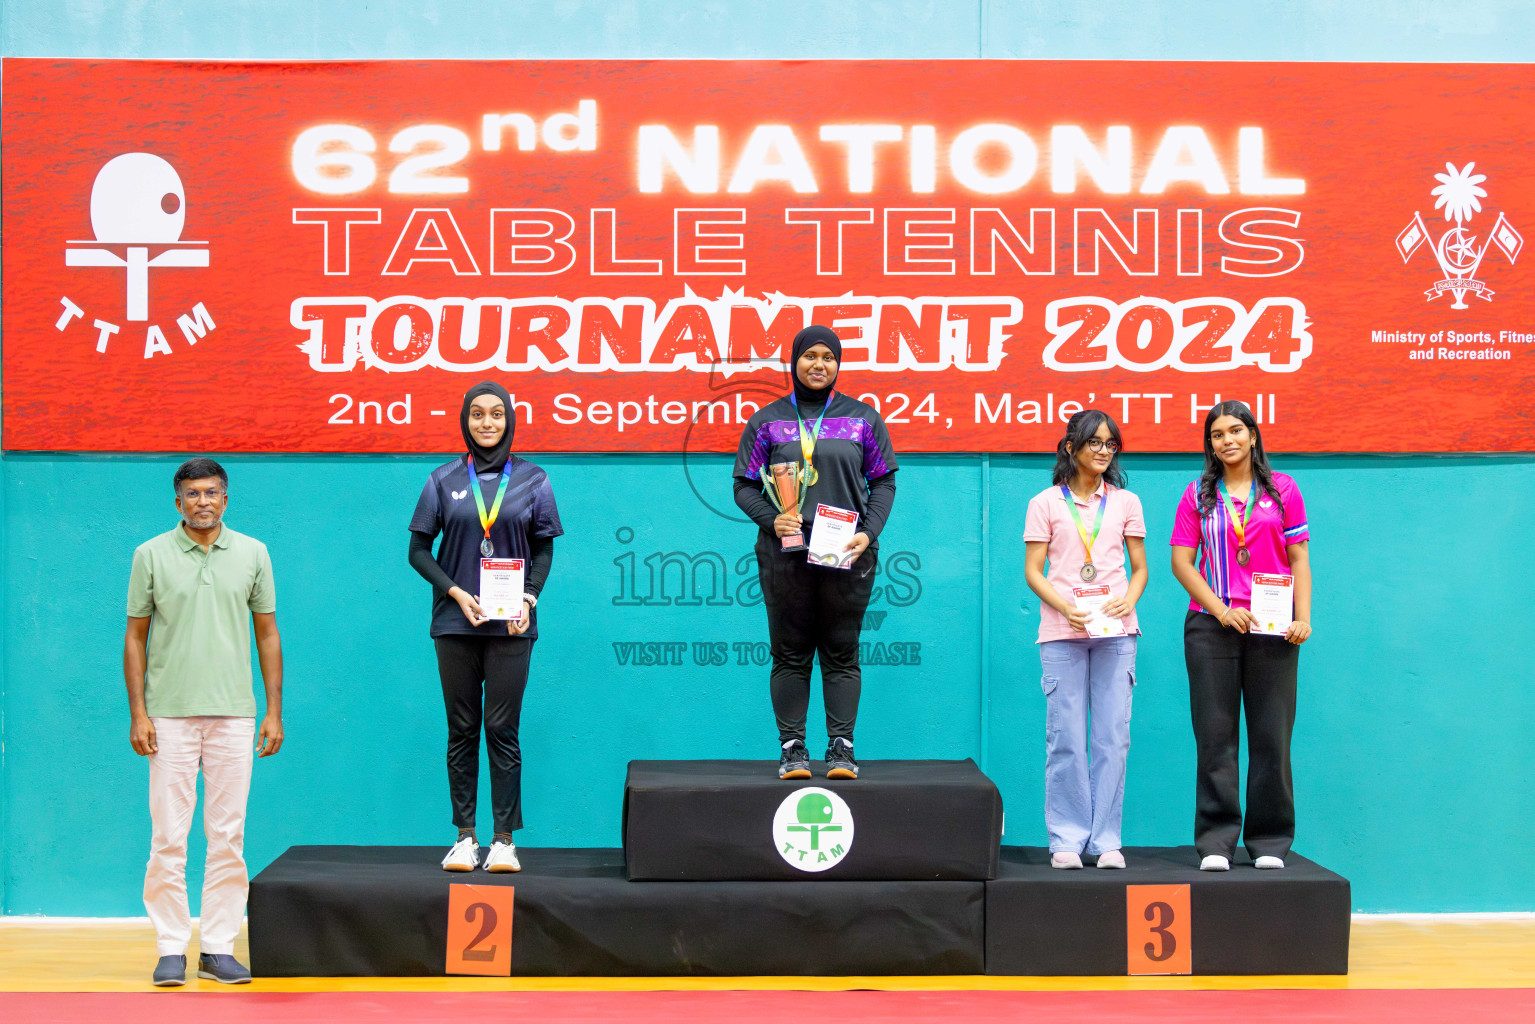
0,917,1530,993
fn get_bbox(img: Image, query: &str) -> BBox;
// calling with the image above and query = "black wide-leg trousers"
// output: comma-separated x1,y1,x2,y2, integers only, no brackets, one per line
1183,610,1299,860
756,533,878,744
434,634,533,835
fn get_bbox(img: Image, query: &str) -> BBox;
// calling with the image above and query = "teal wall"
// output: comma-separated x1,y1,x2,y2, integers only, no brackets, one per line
4,2,1535,916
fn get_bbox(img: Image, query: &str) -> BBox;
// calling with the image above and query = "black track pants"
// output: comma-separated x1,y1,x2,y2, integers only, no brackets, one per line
434,634,533,835
1183,610,1299,861
756,533,878,744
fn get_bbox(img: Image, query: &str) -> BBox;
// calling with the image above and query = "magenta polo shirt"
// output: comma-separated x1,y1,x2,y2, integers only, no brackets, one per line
1024,482,1146,643
1169,471,1310,613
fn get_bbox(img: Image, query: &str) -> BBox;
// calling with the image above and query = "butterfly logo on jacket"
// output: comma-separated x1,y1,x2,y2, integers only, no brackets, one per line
452,489,468,500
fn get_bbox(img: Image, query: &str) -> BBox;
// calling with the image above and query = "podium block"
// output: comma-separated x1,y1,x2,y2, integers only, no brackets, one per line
622,759,1004,881
249,846,984,977
985,846,1351,975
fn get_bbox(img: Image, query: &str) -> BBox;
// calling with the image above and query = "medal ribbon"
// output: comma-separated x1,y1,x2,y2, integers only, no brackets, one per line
1061,485,1107,568
468,456,512,547
1217,480,1256,551
791,391,834,478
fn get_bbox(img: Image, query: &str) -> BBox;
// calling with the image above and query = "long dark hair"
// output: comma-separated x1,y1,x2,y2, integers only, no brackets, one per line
1051,409,1127,489
1197,401,1282,515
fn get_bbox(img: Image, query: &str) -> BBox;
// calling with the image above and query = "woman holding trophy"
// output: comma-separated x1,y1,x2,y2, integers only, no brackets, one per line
733,325,899,780
407,381,564,873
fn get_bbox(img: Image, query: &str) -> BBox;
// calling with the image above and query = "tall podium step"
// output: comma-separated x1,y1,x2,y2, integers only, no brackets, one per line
985,846,1351,975
249,846,984,976
622,759,1004,881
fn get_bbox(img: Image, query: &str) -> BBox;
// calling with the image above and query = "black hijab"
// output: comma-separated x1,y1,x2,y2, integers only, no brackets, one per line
460,380,515,474
790,324,842,406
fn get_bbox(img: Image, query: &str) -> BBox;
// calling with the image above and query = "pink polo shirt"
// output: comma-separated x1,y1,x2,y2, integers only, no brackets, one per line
1024,482,1146,643
1168,472,1310,612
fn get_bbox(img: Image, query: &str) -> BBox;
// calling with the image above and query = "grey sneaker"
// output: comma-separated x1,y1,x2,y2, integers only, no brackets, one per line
778,740,812,779
825,737,858,779
197,953,252,984
152,954,186,987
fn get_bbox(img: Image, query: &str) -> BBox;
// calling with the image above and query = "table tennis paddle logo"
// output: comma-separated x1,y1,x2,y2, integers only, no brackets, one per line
1395,162,1522,308
56,152,217,358
772,787,854,872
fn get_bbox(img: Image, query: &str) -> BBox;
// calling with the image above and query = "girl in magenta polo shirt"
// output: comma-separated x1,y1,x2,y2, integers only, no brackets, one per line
1024,410,1148,870
1170,400,1312,873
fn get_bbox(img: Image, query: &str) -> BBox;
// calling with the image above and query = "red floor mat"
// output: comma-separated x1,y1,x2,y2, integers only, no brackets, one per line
8,988,1535,1024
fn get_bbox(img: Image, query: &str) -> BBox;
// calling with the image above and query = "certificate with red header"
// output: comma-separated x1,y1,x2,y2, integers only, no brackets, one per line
1071,584,1127,637
1250,573,1295,636
478,558,526,621
807,504,859,569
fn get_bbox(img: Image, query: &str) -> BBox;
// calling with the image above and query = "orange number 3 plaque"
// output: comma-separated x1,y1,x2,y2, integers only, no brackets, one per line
1125,883,1191,975
446,883,515,976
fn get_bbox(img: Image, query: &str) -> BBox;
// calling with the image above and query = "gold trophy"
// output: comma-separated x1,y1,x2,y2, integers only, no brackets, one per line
760,461,807,551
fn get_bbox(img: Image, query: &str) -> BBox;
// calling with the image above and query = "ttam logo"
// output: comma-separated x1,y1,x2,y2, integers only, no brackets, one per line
56,152,217,358
772,787,854,872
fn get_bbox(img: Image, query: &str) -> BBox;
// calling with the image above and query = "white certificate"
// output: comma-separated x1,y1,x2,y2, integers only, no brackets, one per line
1071,584,1127,637
1249,572,1294,636
479,558,527,622
806,504,859,569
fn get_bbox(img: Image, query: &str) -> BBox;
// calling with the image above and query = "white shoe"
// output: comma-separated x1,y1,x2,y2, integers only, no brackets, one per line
484,839,521,873
1096,850,1126,869
1254,855,1285,870
441,836,480,872
1050,852,1083,869
1200,854,1231,871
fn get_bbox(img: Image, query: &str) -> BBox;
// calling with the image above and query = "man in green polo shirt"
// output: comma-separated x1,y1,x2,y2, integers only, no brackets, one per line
125,458,284,988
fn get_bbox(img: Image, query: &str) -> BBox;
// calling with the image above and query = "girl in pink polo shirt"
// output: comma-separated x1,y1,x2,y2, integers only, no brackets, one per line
1024,410,1148,870
1170,400,1312,873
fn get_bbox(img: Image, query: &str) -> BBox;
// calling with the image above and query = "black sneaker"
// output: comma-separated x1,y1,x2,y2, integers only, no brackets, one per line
825,737,858,779
197,953,252,984
152,954,186,987
778,740,812,779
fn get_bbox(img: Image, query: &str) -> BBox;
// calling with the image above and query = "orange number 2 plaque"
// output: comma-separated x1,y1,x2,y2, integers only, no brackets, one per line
1125,883,1191,975
445,883,515,976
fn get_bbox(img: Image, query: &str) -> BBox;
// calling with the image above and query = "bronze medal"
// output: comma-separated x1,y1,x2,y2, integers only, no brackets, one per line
1079,562,1097,582
1236,546,1250,566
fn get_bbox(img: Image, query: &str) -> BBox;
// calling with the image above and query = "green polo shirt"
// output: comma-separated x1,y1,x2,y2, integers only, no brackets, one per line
126,523,276,718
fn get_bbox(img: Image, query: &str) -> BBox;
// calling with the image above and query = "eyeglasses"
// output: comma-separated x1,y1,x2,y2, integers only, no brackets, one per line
180,488,226,501
1084,439,1120,453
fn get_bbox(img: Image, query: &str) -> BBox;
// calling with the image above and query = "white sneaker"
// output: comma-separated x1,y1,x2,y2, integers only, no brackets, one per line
1096,850,1126,869
1200,854,1231,871
441,836,480,872
484,839,521,873
1254,855,1285,870
1050,851,1083,869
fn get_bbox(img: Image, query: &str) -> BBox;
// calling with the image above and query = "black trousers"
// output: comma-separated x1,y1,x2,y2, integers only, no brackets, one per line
434,634,533,835
756,533,878,744
1183,610,1299,860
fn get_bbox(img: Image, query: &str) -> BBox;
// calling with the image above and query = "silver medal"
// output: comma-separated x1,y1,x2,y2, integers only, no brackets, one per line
480,537,494,558
1079,563,1097,582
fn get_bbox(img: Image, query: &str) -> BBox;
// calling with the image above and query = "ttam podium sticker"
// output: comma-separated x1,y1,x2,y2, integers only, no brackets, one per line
1125,883,1191,975
445,883,514,976
772,787,855,872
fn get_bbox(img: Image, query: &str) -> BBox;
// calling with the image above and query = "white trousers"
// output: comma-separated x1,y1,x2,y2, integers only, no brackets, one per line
144,716,254,956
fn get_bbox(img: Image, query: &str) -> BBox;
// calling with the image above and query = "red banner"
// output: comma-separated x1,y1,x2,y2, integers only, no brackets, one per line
4,59,1533,453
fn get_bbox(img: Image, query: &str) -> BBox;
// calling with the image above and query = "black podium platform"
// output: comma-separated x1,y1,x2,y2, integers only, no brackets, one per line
985,846,1351,975
249,846,984,977
622,759,1003,880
